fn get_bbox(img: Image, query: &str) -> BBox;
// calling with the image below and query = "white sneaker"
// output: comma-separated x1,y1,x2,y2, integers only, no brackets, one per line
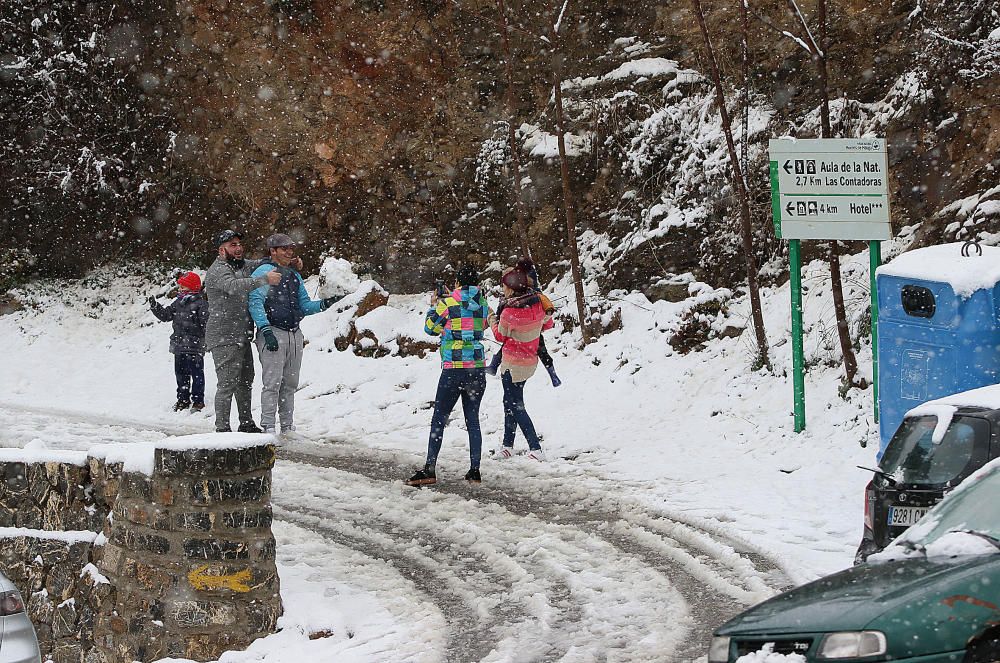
261,426,277,435
495,446,514,459
526,448,547,462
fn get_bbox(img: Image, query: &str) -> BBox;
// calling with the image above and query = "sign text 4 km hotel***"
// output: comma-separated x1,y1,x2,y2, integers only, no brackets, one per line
768,138,891,241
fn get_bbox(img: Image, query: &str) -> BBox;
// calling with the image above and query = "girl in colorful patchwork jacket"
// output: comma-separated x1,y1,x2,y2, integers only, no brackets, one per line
405,264,491,487
490,263,554,461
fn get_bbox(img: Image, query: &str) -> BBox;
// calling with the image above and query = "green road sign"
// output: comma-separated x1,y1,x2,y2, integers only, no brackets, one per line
768,138,891,241
768,138,890,432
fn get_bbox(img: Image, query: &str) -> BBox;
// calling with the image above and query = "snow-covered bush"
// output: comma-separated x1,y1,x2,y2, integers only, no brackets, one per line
0,248,38,292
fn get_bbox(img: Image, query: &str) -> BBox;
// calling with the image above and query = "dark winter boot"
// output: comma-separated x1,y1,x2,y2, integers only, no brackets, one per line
486,351,502,376
404,466,437,487
464,468,481,484
191,403,205,412
545,363,562,387
173,400,191,412
237,421,263,434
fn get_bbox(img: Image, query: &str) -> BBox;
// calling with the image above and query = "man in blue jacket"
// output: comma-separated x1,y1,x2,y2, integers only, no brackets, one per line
248,234,342,435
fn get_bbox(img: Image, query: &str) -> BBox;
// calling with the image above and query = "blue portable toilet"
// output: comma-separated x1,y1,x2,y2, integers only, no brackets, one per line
875,242,1000,455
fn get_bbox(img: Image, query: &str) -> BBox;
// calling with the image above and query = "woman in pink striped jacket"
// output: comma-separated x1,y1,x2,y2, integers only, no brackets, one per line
490,265,554,461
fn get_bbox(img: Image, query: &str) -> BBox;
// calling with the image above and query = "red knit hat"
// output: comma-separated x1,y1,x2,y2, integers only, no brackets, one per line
177,271,201,292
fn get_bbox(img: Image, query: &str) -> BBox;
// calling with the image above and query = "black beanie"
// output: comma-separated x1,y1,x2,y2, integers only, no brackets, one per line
456,264,479,287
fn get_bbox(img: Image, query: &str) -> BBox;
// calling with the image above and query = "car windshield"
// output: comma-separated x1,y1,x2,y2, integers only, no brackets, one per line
879,415,988,485
904,465,1000,549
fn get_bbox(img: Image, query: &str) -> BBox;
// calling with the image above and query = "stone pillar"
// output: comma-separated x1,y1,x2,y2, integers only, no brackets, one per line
93,444,281,663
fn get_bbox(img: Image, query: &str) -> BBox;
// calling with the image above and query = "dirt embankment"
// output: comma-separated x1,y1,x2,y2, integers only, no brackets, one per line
3,0,996,293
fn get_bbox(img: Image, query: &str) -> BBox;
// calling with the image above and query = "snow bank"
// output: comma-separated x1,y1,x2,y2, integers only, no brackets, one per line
876,242,1000,298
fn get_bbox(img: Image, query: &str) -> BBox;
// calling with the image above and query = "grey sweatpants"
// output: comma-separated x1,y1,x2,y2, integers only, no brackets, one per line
211,342,255,431
255,327,304,432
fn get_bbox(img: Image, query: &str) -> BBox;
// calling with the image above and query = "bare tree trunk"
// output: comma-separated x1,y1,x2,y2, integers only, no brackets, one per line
552,49,592,345
740,0,749,175
810,0,861,387
691,0,769,365
496,0,533,260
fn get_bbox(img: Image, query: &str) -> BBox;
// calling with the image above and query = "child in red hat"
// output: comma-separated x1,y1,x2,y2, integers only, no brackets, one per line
149,271,209,412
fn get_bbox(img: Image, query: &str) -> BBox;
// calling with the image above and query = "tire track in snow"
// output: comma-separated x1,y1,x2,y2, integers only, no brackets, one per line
278,441,792,662
272,461,688,662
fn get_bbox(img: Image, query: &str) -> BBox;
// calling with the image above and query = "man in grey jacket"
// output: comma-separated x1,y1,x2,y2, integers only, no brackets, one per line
205,230,281,432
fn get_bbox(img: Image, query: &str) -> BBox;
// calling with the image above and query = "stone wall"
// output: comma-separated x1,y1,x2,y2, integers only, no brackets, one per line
0,534,110,663
0,456,108,532
0,439,282,663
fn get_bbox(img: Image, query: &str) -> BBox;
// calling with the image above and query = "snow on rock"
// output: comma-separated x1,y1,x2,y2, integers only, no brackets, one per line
876,242,1000,298
0,444,89,465
316,257,362,298
80,563,110,585
519,122,591,159
563,57,701,92
0,528,99,543
85,432,276,476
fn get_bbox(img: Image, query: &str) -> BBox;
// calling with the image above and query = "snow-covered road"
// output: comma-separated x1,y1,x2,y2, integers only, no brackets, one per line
1,404,790,662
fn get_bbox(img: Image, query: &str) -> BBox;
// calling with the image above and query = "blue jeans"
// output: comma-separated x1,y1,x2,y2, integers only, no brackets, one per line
502,372,540,450
426,368,486,469
175,353,205,405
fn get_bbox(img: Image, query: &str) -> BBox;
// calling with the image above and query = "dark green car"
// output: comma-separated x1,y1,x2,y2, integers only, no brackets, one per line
710,460,1000,663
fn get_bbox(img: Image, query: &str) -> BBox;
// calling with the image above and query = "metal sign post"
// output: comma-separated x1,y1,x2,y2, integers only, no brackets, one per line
870,240,882,423
769,138,891,431
789,239,806,432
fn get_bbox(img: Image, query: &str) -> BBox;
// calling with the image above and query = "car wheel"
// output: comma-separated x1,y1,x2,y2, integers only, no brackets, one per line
965,636,1000,663
854,538,880,565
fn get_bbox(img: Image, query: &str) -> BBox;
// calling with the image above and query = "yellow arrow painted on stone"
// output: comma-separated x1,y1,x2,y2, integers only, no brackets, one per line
187,565,253,593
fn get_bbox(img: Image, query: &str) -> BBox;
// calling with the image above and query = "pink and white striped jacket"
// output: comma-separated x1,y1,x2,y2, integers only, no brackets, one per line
492,300,554,383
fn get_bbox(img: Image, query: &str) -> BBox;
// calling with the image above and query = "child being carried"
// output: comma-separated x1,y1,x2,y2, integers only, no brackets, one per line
487,258,561,387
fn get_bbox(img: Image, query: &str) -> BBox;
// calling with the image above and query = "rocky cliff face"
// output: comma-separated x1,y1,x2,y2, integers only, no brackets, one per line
1,0,997,294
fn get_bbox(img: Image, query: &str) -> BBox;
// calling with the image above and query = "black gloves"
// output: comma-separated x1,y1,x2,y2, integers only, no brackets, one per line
262,327,279,352
148,296,159,309
321,295,344,311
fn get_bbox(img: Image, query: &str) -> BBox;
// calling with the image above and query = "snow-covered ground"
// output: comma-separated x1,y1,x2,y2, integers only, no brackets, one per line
0,250,885,661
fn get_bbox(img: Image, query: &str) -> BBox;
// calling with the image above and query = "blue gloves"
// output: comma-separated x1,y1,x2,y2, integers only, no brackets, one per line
262,327,279,352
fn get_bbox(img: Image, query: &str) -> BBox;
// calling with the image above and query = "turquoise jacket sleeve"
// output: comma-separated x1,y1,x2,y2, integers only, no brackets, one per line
248,264,275,329
296,272,323,316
